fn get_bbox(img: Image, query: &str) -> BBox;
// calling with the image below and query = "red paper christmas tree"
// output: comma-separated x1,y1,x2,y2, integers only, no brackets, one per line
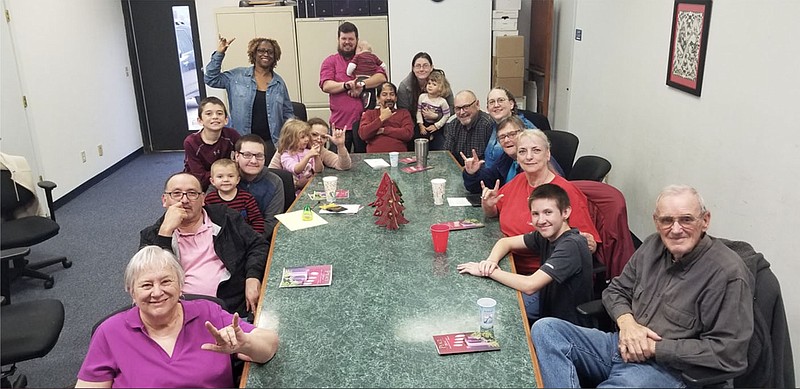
372,174,408,230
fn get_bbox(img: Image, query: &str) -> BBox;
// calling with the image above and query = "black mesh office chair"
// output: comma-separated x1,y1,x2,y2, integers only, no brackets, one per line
1,170,71,303
291,101,307,121
267,168,296,212
545,130,579,178
568,155,612,182
1,298,65,388
518,109,552,132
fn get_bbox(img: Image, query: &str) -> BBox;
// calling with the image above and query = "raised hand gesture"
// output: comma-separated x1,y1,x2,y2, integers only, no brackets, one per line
460,149,484,174
480,179,504,207
217,35,236,53
202,313,254,361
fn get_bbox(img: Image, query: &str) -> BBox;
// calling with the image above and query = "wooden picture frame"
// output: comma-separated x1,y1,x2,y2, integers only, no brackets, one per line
666,0,712,96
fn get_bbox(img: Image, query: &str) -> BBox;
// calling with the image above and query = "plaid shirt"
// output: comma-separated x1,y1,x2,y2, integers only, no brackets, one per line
442,110,495,165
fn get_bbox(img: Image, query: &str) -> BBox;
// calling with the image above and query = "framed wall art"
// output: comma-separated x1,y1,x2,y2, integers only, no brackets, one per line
666,0,712,96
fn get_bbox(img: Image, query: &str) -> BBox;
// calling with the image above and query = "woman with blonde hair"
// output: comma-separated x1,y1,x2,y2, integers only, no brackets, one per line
76,246,279,388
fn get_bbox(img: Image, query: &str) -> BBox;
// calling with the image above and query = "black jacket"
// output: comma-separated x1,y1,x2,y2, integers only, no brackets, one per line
140,204,268,315
717,238,795,388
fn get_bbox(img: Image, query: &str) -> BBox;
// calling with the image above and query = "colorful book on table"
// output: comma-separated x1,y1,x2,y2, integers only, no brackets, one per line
307,190,350,201
443,219,485,230
433,331,500,355
399,156,416,164
279,265,332,288
400,165,433,173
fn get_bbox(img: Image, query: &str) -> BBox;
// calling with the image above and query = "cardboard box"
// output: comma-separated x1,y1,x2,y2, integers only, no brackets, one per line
493,10,518,19
493,56,525,78
493,0,521,10
492,76,524,97
494,35,524,57
492,31,518,55
492,17,518,31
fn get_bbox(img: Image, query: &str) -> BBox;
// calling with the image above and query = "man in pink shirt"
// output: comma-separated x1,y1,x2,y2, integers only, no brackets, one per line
319,21,387,152
139,172,268,316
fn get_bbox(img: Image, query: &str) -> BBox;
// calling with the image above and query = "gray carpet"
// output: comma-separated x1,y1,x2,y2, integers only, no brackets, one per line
7,151,184,388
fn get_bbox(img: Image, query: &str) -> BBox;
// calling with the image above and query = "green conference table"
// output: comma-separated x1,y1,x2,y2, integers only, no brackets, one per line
243,151,540,388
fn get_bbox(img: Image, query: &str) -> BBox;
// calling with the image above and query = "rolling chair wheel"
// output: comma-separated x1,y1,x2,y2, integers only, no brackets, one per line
44,278,54,289
62,259,72,268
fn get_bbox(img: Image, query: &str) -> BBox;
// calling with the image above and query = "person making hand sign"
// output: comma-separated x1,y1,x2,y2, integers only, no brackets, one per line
358,82,413,153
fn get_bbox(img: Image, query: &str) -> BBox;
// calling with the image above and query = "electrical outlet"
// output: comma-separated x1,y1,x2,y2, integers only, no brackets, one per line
97,144,104,156
81,151,87,163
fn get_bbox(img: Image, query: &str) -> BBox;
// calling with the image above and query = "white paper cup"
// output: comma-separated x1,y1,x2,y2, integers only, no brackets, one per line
477,297,497,329
323,176,338,203
431,178,446,205
389,151,399,167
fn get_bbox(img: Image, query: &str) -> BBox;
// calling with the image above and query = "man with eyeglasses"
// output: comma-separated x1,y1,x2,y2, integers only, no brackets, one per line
320,22,387,152
233,135,285,239
140,172,268,318
531,185,754,388
441,90,494,166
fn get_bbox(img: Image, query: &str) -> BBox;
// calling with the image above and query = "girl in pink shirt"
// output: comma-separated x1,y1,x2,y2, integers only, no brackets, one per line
277,120,321,195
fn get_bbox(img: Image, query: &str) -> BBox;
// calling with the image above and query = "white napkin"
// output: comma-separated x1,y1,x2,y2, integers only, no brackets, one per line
364,158,390,169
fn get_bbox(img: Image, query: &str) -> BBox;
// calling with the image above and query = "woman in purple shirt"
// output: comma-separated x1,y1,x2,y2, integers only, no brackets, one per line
76,246,279,388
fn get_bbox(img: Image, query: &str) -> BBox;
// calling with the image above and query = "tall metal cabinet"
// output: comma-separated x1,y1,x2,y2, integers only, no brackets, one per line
296,16,389,121
214,6,301,102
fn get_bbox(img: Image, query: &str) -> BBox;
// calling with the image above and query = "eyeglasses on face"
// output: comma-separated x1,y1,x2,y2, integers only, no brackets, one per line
487,97,509,106
238,151,266,161
497,129,521,141
413,63,432,70
654,213,704,229
455,100,477,112
164,191,202,201
256,48,275,56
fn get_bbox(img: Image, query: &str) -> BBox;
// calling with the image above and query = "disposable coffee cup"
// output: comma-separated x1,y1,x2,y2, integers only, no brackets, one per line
477,297,497,329
431,178,446,205
389,151,399,167
323,176,338,203
414,138,429,168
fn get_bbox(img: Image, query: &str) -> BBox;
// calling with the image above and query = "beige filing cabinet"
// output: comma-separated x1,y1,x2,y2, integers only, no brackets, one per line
214,6,301,102
296,16,389,122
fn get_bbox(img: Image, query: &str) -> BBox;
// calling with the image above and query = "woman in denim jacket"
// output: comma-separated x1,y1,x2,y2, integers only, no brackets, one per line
205,36,294,159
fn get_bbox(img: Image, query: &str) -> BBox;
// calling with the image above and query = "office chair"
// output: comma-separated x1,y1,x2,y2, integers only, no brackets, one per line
1,170,71,303
1,298,65,388
518,109,552,132
546,130,579,178
568,155,612,182
351,119,367,153
291,101,307,122
267,168,296,212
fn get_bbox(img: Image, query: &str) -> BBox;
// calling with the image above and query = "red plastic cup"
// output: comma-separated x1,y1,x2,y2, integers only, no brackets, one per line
430,223,450,253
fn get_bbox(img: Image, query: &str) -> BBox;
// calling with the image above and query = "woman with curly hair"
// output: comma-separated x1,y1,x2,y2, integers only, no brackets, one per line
205,36,294,161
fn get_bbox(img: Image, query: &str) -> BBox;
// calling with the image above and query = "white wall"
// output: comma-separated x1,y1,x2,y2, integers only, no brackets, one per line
2,0,142,199
388,0,492,104
1,0,41,184
562,0,800,374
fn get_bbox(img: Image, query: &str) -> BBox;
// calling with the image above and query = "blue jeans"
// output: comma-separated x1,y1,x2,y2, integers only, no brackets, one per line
531,317,686,388
522,291,540,322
